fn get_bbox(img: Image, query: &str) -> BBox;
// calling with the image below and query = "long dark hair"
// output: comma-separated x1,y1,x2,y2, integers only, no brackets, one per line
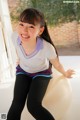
19,8,58,56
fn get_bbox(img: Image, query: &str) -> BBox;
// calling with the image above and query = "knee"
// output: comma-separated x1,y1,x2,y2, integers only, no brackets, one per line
27,99,35,113
27,98,41,114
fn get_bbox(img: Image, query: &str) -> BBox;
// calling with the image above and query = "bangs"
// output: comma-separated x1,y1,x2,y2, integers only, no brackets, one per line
19,8,45,26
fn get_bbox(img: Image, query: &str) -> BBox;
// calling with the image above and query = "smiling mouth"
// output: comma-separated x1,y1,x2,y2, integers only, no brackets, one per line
21,34,30,39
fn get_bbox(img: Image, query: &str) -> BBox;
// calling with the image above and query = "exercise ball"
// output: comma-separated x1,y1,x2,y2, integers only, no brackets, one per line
42,68,72,120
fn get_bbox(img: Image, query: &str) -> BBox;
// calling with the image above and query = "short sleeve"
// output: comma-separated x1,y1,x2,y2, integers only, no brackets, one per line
11,31,18,47
46,43,57,60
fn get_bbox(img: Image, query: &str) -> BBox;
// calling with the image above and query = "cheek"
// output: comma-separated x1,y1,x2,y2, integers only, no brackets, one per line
34,29,40,36
30,29,39,36
17,26,21,34
33,32,39,37
17,28,22,38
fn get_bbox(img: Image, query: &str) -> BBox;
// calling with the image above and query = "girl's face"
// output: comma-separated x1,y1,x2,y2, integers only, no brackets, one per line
17,22,44,43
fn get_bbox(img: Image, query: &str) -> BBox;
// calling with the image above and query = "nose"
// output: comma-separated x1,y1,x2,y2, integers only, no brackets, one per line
23,26,28,32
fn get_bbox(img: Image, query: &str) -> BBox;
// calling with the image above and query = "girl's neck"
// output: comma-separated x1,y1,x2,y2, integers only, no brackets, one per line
21,38,37,50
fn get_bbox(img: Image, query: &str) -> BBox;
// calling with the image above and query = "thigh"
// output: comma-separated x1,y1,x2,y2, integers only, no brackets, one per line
13,74,32,103
28,76,51,103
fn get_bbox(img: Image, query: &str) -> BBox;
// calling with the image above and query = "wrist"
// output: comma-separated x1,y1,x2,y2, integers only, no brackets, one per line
62,72,67,77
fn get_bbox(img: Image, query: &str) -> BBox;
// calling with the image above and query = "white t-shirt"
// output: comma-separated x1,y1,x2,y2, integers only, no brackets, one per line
12,32,57,73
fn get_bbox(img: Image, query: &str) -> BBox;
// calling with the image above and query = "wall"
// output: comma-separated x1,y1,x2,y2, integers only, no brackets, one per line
49,21,80,46
78,23,80,43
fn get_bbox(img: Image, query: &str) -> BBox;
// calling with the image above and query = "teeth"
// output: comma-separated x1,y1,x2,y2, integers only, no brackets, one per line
21,34,29,38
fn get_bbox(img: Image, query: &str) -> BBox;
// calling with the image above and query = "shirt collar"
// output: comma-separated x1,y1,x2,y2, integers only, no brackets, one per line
36,36,43,51
17,37,22,45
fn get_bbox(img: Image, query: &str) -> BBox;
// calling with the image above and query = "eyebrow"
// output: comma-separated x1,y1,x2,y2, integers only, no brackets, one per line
19,21,35,25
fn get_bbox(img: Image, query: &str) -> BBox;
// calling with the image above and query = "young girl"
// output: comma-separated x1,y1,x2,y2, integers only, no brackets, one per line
7,8,74,120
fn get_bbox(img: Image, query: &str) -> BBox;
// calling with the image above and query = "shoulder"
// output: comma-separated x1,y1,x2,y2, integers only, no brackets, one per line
12,31,18,40
11,31,18,46
42,39,57,59
43,39,55,50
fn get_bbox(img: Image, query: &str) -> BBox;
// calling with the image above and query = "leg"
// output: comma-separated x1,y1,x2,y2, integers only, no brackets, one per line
7,74,32,120
27,76,55,120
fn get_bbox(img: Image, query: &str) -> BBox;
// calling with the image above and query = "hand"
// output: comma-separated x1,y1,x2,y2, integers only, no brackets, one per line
64,69,75,78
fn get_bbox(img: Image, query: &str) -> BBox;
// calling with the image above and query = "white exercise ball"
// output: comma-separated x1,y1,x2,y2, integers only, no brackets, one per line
42,68,72,120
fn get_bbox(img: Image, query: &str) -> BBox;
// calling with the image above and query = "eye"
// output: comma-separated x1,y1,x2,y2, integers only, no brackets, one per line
29,25,35,28
19,23,24,26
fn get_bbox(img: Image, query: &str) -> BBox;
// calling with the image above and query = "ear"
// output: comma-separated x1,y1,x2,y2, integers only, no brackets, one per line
38,27,44,36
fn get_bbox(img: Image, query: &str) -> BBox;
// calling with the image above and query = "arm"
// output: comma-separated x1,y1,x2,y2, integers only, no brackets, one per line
16,58,20,66
11,32,20,66
50,57,74,78
16,50,20,66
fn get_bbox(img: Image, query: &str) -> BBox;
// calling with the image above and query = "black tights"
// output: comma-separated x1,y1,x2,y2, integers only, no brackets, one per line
7,74,55,120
